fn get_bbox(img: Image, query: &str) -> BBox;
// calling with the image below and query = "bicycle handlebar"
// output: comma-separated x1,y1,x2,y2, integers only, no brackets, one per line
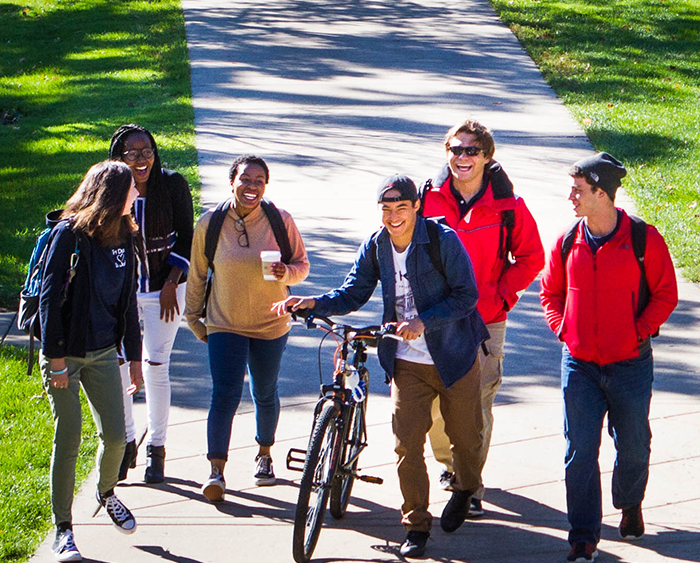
289,309,402,343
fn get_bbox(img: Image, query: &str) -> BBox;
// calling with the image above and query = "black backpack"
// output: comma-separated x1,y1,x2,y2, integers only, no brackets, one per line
419,161,516,272
202,198,291,316
560,215,655,335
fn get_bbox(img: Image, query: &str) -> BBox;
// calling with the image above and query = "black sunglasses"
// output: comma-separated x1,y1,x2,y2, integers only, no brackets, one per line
448,145,482,157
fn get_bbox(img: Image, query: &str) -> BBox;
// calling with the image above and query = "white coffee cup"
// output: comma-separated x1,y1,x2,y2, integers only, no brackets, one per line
260,250,281,281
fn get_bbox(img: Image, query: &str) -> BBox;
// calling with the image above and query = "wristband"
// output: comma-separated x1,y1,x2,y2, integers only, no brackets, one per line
50,367,68,376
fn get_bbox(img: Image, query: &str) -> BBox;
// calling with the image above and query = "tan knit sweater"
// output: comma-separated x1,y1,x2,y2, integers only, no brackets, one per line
185,202,310,341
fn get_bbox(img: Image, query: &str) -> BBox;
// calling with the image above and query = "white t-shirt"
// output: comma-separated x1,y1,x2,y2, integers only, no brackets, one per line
392,244,433,365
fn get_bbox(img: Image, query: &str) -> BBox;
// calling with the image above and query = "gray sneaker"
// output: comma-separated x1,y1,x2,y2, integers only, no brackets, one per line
52,528,82,562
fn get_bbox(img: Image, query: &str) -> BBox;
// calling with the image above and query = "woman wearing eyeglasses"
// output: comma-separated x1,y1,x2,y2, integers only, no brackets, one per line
421,119,544,517
109,124,194,484
184,155,309,502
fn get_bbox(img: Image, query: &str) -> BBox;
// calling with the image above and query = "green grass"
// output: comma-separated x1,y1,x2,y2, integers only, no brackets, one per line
490,0,700,278
0,345,98,563
0,0,200,309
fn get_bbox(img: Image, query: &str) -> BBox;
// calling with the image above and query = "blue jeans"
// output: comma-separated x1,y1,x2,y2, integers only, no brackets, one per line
562,346,653,546
207,331,288,460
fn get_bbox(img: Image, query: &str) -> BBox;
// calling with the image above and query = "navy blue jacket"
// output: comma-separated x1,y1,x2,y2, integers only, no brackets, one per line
39,221,141,361
313,217,489,388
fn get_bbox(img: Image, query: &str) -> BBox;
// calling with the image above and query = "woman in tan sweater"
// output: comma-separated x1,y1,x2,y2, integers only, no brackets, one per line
185,155,309,502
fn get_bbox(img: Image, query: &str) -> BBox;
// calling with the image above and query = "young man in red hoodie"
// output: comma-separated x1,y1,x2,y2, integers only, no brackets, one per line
422,119,544,516
540,153,678,562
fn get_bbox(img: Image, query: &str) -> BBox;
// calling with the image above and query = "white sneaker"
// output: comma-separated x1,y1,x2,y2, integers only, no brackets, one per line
97,490,137,534
52,529,82,562
202,467,226,502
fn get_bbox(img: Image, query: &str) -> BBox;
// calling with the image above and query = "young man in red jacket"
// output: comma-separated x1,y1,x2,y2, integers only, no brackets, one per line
540,153,678,562
422,119,544,516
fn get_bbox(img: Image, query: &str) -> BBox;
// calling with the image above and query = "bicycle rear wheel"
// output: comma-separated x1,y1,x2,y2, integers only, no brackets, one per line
329,399,365,519
292,401,341,563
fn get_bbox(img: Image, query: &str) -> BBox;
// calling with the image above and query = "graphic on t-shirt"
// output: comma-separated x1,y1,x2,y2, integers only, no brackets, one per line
112,247,126,268
392,244,433,364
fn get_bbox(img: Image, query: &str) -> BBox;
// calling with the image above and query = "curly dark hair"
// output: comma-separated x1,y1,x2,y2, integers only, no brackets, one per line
228,155,270,183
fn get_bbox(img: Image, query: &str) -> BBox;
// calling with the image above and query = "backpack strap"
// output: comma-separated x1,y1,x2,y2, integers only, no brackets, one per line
628,215,652,325
202,200,231,317
424,219,445,278
204,199,231,274
261,199,292,264
560,218,584,264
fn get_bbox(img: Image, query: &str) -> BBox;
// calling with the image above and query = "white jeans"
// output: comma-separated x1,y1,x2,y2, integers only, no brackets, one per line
120,283,186,447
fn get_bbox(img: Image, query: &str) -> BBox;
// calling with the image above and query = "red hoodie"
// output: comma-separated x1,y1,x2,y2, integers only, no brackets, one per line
422,165,544,325
540,210,678,365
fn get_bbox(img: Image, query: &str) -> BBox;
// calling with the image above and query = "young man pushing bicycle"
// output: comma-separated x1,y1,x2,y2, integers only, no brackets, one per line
274,174,488,558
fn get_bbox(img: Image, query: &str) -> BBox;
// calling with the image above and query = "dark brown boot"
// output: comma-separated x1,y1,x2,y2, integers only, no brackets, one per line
144,445,165,484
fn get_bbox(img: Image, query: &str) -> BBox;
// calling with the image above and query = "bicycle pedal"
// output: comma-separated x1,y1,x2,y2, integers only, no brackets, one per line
286,447,307,472
357,474,383,485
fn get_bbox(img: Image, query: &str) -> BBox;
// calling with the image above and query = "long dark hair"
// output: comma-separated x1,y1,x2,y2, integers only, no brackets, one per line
62,161,137,246
108,124,173,239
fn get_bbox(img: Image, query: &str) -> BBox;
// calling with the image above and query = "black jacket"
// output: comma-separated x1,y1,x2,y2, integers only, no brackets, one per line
39,221,141,361
139,169,194,292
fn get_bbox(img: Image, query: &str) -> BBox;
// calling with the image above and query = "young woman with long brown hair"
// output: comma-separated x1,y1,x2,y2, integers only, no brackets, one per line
39,160,143,562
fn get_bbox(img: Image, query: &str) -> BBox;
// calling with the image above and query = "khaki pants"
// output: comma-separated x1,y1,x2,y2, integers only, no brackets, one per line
41,347,126,525
392,358,483,532
428,321,506,500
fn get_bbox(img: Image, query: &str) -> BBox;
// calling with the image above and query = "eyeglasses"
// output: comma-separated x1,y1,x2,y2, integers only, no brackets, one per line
122,148,154,162
448,145,482,157
234,218,249,248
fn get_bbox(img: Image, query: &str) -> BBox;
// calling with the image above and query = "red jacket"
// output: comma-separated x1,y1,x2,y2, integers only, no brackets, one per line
540,210,678,365
422,165,544,324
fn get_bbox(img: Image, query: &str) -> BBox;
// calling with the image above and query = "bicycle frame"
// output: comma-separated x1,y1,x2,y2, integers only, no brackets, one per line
288,311,396,563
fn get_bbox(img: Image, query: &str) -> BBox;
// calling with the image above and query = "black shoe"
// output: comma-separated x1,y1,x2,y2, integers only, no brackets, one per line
440,489,471,533
118,440,138,482
400,530,429,558
567,542,598,562
619,503,644,540
144,445,165,484
96,489,137,534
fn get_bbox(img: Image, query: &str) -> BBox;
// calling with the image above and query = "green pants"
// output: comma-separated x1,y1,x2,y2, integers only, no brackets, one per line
41,346,126,525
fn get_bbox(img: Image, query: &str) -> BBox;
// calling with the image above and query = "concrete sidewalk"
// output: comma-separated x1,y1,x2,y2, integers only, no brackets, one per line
20,0,700,562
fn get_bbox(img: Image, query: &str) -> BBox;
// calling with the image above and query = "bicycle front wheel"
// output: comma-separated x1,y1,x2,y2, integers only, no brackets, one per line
329,398,365,519
292,401,341,563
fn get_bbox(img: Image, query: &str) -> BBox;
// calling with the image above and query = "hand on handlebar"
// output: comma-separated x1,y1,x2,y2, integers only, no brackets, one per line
394,318,425,341
271,295,317,317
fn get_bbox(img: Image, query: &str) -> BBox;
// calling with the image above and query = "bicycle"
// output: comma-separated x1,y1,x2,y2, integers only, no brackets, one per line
286,310,400,563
